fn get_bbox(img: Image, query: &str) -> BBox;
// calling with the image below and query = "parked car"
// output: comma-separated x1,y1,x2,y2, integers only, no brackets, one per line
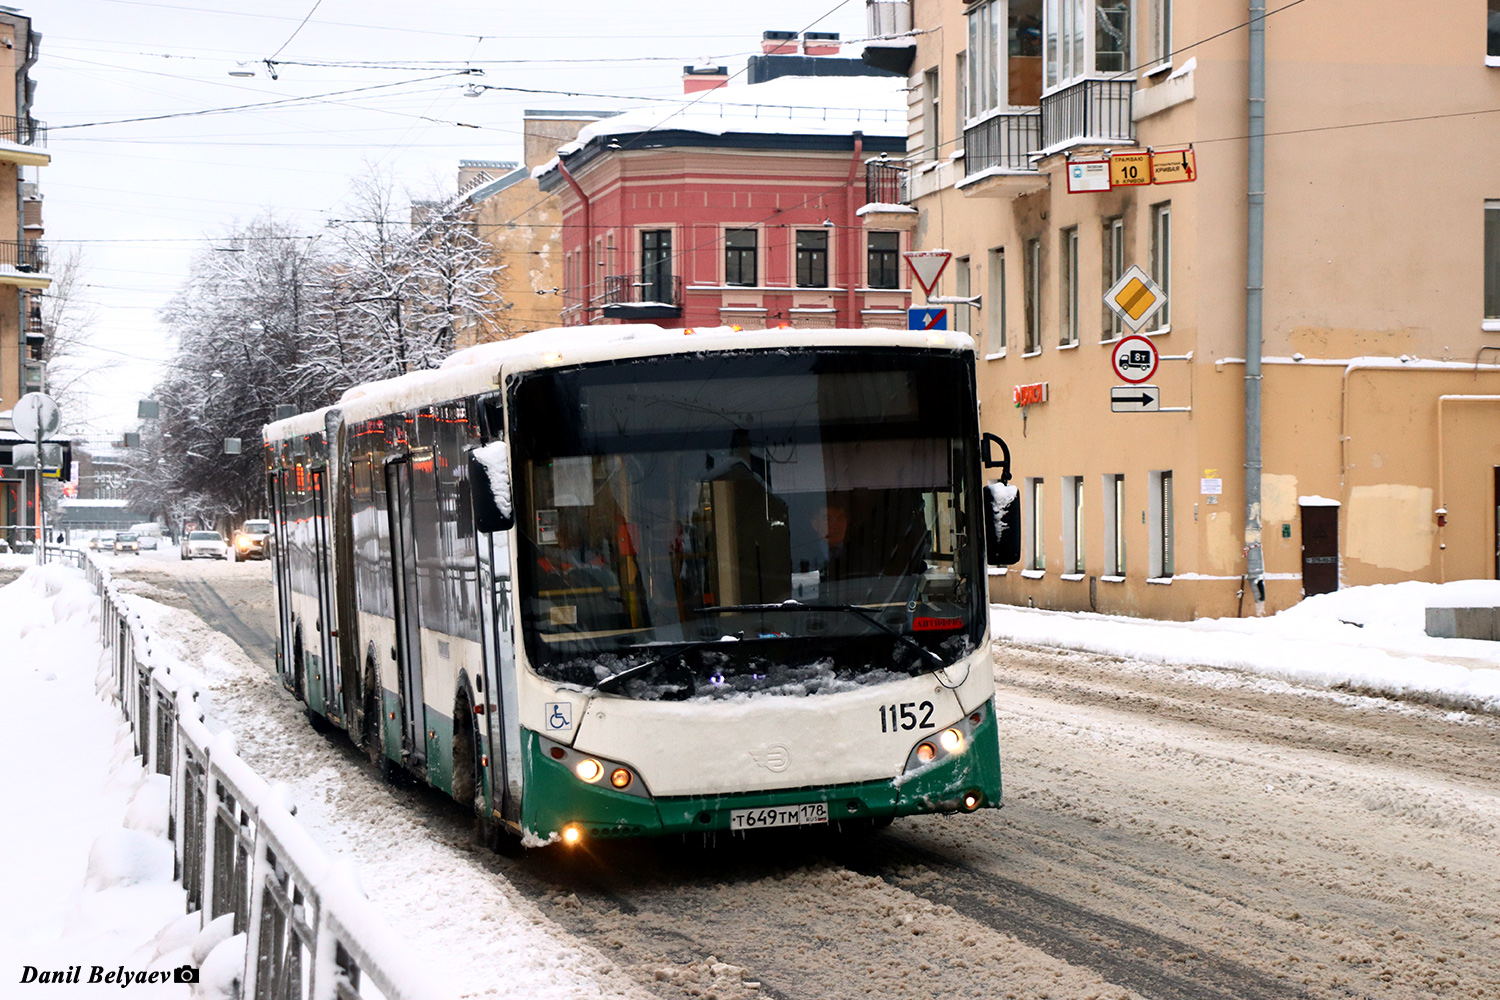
231,519,272,561
180,530,230,560
113,532,141,554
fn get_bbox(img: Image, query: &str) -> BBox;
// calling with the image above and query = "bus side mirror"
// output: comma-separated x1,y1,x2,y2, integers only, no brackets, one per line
984,482,1021,567
468,450,515,534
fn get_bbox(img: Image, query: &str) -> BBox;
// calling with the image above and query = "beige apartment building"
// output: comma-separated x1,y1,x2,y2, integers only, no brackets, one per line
0,6,49,541
879,0,1500,617
450,112,609,346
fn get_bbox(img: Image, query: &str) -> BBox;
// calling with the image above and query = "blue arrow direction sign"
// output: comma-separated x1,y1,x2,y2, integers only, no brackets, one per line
1110,384,1160,412
908,307,948,331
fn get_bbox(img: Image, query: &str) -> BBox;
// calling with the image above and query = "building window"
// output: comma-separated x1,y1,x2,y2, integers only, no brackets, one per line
1024,237,1042,353
987,247,1007,356
955,256,973,333
1028,477,1045,570
1103,473,1125,575
956,50,969,141
1103,217,1125,341
725,228,757,286
969,0,1044,113
1059,227,1078,346
796,229,829,287
1063,476,1084,574
1149,202,1171,331
967,2,999,118
1486,201,1500,321
1150,0,1173,66
923,67,941,159
1149,469,1174,579
641,230,672,303
1045,0,1130,89
1490,0,1500,60
868,231,901,289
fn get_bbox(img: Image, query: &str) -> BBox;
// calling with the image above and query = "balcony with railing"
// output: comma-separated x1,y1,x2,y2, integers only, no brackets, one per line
865,161,909,207
0,115,49,165
0,241,50,287
598,273,683,321
963,111,1043,175
1038,78,1134,155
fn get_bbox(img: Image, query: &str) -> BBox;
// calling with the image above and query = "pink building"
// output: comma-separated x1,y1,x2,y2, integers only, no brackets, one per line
534,35,915,330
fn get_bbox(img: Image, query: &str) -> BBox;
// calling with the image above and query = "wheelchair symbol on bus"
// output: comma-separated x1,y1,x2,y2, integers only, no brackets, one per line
545,702,573,731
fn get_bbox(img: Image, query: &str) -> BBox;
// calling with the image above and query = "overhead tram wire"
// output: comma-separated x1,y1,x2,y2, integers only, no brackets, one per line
47,73,468,131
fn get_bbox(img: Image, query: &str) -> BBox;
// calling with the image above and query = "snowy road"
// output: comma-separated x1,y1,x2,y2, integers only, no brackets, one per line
109,553,1500,1000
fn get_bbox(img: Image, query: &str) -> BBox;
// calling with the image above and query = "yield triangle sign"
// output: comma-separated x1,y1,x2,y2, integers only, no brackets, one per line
904,250,952,297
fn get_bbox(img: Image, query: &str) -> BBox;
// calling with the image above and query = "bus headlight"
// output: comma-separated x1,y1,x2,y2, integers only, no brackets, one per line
562,824,583,845
901,704,986,775
540,737,650,798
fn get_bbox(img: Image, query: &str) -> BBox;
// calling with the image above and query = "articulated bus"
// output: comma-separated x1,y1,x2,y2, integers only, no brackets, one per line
263,326,1019,847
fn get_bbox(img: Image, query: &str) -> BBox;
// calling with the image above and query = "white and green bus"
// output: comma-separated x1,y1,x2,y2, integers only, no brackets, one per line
263,326,1018,847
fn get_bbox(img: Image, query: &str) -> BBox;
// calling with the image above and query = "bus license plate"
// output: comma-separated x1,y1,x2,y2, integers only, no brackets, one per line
729,802,829,831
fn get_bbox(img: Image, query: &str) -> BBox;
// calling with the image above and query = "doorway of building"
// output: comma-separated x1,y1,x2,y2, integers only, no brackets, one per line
1300,503,1339,596
1494,467,1499,579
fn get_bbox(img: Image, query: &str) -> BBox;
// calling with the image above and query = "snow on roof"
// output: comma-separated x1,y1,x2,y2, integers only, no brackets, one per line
532,75,907,180
264,325,975,440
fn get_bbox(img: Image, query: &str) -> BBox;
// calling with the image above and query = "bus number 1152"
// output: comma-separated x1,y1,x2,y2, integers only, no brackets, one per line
881,701,936,732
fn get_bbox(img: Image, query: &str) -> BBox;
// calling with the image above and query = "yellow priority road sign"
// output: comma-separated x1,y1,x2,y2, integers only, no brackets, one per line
1104,264,1167,332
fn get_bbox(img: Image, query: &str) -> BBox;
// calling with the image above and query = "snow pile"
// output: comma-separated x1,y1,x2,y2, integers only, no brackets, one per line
471,439,513,519
532,75,907,182
0,565,193,996
991,579,1500,713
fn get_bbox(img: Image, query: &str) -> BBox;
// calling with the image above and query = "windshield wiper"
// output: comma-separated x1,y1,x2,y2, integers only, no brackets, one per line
590,632,743,698
692,602,945,671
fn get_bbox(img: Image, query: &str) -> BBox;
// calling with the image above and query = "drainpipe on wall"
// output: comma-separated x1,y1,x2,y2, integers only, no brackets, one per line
1244,0,1267,613
558,160,592,323
846,131,864,329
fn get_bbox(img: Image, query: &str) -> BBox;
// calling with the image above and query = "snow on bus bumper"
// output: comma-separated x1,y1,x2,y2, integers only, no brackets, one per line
520,707,1002,843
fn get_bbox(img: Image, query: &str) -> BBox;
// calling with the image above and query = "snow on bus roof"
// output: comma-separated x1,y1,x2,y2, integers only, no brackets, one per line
262,325,974,441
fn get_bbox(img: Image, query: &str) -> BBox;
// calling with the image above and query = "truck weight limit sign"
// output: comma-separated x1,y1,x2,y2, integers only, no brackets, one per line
1111,334,1160,384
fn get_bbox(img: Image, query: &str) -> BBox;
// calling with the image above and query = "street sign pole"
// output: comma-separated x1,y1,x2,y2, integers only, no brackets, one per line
14,393,61,561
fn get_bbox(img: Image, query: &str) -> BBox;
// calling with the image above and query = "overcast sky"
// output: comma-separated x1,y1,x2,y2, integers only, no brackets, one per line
32,0,871,434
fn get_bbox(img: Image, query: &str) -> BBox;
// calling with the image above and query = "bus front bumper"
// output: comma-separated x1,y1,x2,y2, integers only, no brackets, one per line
519,706,1002,844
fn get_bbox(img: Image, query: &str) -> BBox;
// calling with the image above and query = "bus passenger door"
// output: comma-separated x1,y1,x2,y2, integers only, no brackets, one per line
310,467,339,716
383,459,425,763
476,527,520,822
269,470,294,685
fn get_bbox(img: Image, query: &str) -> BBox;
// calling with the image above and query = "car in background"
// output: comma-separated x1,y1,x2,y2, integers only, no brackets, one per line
129,522,162,550
113,532,141,554
90,531,116,551
231,519,273,561
180,530,230,560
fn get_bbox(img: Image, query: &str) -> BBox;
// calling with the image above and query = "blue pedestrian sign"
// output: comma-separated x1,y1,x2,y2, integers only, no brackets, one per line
908,307,948,331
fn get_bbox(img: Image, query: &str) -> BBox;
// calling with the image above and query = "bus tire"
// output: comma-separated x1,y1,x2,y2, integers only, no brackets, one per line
453,693,500,850
364,663,396,785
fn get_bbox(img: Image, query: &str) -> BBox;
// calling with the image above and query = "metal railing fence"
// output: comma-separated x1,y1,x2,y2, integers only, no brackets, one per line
42,549,445,1000
963,111,1043,175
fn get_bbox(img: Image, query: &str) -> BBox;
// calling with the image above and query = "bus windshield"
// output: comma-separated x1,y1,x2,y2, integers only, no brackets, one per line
509,348,983,700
